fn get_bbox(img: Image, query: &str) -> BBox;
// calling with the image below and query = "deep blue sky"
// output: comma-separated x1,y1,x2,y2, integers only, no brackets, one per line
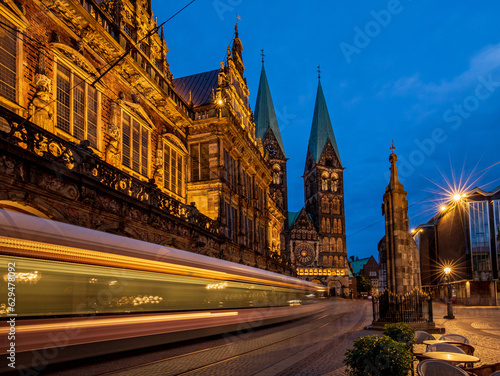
154,1,500,260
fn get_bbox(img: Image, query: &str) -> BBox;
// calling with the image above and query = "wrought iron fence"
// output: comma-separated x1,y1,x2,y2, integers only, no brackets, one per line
372,289,433,323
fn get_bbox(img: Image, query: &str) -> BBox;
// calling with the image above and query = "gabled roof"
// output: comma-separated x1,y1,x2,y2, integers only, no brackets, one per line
308,80,342,166
349,256,371,275
173,69,219,106
254,64,286,157
288,211,300,227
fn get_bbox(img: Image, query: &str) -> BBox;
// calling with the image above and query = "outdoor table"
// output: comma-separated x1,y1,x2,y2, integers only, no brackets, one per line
419,352,480,364
423,340,468,346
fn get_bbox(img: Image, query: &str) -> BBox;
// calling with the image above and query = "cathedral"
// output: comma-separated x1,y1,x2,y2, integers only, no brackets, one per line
0,0,347,285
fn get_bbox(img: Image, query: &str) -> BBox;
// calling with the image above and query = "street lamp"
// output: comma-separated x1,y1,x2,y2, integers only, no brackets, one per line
443,267,455,319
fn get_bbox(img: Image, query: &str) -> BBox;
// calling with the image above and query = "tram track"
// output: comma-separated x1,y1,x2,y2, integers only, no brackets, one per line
102,301,368,376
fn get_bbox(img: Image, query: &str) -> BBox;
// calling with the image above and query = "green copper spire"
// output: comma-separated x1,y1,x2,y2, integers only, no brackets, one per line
254,64,286,157
308,80,342,166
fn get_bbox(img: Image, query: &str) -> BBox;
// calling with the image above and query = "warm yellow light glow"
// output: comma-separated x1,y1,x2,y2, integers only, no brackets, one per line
453,194,461,202
440,206,446,212
411,228,416,234
0,311,239,333
444,267,451,275
217,99,223,105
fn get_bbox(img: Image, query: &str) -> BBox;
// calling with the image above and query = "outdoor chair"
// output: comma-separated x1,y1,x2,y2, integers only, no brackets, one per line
415,331,435,344
417,359,469,376
439,333,471,345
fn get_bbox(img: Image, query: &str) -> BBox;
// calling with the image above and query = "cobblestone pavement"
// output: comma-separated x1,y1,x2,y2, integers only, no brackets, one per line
432,303,500,367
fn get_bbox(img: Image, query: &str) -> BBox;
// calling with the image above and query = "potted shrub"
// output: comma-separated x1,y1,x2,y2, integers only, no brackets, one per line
344,335,413,376
383,322,415,350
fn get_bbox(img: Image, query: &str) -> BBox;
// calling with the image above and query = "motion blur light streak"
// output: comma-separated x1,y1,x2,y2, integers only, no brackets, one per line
0,311,240,333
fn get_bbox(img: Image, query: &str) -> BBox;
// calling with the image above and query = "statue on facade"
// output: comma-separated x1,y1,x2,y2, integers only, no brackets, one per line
30,49,53,131
105,102,121,167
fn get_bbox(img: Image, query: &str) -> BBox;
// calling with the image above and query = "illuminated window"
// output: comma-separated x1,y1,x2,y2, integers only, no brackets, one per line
163,141,185,197
56,64,98,148
469,201,491,275
121,112,150,177
191,142,210,182
0,16,16,103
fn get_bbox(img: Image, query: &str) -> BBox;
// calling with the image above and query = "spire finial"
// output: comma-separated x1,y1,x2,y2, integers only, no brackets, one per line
390,140,396,153
260,49,265,64
317,65,321,80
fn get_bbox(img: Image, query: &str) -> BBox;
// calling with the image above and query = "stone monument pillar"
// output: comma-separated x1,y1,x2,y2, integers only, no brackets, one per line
380,144,421,294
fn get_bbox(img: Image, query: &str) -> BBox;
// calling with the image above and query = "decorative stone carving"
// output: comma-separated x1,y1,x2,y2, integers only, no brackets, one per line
30,49,54,131
105,102,121,167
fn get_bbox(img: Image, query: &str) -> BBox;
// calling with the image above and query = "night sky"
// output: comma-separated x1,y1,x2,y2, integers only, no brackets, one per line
154,1,500,259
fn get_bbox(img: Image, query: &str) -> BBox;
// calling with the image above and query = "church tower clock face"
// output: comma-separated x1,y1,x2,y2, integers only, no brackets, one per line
295,243,314,265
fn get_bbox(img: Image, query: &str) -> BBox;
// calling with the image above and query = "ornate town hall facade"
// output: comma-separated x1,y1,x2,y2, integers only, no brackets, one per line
0,0,291,273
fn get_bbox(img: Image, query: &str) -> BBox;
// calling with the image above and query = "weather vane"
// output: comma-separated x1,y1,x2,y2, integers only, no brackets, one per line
317,65,321,79
390,140,396,153
260,49,265,64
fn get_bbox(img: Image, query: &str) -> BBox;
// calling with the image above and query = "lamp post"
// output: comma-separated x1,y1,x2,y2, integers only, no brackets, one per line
443,267,455,319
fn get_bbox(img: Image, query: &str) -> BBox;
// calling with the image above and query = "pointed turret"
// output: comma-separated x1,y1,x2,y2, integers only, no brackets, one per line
254,64,286,157
308,80,342,166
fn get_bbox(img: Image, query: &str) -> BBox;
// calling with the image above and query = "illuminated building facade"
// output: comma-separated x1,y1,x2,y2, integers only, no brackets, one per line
415,186,500,305
288,80,349,295
0,0,291,273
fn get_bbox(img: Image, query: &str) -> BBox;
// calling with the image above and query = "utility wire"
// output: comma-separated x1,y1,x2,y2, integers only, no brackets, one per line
347,160,500,239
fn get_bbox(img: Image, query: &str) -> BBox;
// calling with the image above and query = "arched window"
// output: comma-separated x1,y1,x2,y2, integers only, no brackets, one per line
331,172,339,192
326,218,331,233
337,238,343,253
321,196,330,213
322,255,328,266
328,255,333,266
339,256,344,268
337,219,342,234
334,255,339,267
321,172,329,191
330,237,336,252
322,237,329,252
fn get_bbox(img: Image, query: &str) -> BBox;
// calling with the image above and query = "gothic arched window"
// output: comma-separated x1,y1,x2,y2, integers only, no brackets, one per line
330,237,336,252
331,172,339,192
321,172,329,191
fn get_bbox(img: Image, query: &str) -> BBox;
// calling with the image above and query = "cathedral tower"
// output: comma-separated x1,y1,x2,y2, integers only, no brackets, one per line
304,79,346,274
254,60,289,255
290,77,348,292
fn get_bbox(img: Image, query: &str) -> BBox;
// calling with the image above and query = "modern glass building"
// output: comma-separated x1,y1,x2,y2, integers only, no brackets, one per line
414,186,500,306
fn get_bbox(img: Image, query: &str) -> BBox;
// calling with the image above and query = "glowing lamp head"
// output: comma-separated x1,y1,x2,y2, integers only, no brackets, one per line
411,229,416,234
440,206,446,212
453,194,461,202
217,99,223,105
444,267,451,275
